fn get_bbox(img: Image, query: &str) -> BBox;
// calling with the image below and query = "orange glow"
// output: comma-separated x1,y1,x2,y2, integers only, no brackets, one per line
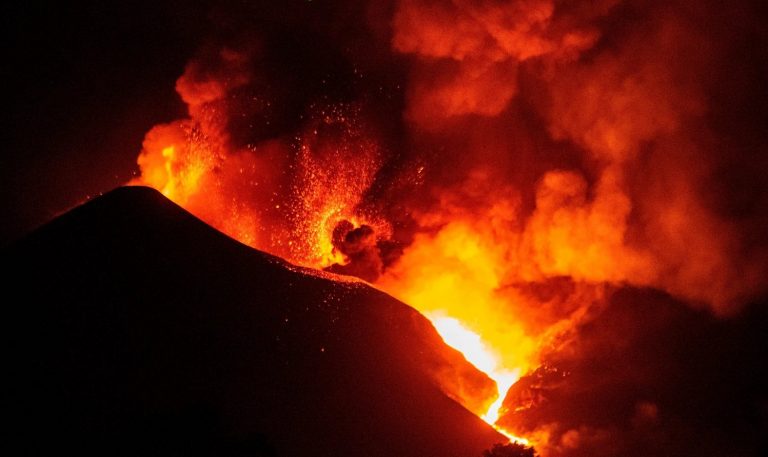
428,316,519,422
378,221,539,382
425,316,533,447
315,207,358,267
125,4,768,452
375,218,539,444
133,122,217,206
282,117,388,268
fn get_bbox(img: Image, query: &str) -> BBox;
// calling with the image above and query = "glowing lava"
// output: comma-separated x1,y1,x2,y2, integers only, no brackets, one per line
427,314,528,444
428,317,517,425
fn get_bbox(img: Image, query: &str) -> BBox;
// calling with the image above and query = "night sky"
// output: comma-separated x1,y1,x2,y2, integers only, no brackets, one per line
1,1,207,245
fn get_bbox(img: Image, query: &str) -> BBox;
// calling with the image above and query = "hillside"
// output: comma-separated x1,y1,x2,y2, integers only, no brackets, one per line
2,186,503,456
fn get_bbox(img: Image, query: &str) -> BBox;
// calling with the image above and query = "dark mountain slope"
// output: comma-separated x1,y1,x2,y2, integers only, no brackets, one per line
2,186,502,456
498,287,768,457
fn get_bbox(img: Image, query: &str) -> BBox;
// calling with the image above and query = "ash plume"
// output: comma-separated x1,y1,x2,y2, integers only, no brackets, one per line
135,0,768,313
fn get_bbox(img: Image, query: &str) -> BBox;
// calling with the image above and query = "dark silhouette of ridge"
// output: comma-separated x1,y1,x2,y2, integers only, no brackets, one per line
2,186,503,456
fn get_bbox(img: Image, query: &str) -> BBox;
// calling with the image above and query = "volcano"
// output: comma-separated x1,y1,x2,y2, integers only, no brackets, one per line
2,186,505,456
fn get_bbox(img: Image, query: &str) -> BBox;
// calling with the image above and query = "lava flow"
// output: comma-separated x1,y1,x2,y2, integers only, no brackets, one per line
427,315,527,442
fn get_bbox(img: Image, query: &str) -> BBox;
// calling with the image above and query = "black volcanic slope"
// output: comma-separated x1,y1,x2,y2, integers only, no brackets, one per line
2,186,503,457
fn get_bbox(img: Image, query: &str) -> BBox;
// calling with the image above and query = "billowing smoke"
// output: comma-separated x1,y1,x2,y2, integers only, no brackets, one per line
130,0,768,454
388,0,768,312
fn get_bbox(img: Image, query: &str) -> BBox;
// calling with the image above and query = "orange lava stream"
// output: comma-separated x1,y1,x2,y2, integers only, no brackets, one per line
427,315,529,445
